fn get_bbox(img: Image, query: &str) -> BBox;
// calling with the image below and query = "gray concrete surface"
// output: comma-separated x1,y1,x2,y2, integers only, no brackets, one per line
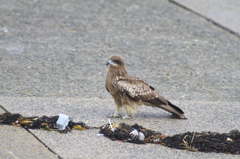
0,0,239,101
0,97,239,158
0,107,58,159
0,107,5,114
0,0,240,158
172,0,240,37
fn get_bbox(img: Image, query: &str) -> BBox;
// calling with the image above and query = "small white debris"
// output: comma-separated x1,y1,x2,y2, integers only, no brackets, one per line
54,113,70,130
108,119,114,132
0,28,9,33
130,129,138,138
138,132,145,141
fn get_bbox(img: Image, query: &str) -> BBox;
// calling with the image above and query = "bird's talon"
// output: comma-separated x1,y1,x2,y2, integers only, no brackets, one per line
107,114,122,118
122,115,132,119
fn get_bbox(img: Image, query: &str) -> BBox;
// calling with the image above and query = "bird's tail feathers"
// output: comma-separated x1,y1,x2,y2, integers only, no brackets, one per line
146,98,187,119
167,100,184,114
159,104,186,119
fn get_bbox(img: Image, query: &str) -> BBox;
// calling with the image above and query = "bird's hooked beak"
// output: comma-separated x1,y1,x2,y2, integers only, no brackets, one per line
106,60,115,66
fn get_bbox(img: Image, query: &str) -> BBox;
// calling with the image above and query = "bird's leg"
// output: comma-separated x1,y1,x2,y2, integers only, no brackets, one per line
122,114,132,119
122,108,133,119
107,107,122,118
107,111,122,118
113,110,122,117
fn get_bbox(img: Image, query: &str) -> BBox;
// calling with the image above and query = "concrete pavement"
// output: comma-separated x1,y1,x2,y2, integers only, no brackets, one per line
0,0,239,101
0,107,58,159
0,0,239,158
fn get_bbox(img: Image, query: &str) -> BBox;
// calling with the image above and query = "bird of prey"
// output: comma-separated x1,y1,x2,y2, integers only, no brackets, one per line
105,56,187,119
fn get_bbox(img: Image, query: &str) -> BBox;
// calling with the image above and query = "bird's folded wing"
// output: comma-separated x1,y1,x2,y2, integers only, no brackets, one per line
113,75,164,103
113,75,186,118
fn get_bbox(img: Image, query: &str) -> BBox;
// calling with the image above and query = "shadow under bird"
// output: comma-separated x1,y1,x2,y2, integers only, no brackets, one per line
105,56,187,119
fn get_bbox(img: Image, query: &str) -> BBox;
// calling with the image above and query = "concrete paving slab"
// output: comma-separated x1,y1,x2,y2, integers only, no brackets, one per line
30,128,239,159
0,0,240,102
0,108,58,159
171,0,240,36
0,125,59,159
0,107,5,114
0,97,239,158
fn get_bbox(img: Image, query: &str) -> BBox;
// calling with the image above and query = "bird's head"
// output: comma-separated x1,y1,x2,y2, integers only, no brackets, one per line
106,56,125,69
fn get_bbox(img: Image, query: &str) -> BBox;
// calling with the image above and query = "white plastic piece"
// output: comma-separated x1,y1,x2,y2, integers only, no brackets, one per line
138,132,145,141
54,113,70,130
108,118,114,132
130,129,138,138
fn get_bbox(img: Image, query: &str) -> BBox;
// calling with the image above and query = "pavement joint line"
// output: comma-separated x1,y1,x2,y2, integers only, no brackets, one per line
0,104,9,113
169,0,240,38
26,128,62,159
0,104,62,159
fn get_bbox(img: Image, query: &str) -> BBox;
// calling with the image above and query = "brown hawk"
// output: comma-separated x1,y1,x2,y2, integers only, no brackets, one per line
105,56,186,119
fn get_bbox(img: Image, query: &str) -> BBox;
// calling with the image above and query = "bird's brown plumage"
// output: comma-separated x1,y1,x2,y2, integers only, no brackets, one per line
105,56,186,119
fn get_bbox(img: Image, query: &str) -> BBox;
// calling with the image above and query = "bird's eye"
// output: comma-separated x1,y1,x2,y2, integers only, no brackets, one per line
112,59,122,65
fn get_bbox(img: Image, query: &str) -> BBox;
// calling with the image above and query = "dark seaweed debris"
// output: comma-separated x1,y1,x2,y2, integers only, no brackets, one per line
1,113,240,154
99,123,240,155
0,113,87,133
163,130,240,154
0,113,22,124
99,123,165,144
